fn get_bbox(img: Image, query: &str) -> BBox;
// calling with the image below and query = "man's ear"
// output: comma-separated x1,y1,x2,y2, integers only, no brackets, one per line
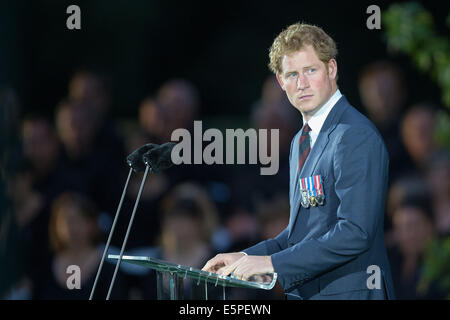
276,73,286,91
327,59,338,80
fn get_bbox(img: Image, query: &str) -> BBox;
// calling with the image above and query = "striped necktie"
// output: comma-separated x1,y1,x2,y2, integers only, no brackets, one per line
298,123,311,173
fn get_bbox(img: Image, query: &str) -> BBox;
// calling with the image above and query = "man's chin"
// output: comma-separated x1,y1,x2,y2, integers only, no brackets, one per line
295,104,319,117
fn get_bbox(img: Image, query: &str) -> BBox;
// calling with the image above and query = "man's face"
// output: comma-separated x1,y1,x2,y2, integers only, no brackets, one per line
276,45,337,121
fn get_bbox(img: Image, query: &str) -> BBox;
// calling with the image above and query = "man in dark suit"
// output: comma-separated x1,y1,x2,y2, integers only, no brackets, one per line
202,23,395,300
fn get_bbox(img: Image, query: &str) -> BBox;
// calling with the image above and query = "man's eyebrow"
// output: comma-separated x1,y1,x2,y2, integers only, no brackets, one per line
302,64,319,70
284,64,320,75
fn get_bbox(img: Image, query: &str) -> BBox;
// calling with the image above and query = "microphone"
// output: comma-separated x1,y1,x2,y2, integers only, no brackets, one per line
126,143,158,172
143,142,176,173
126,142,176,173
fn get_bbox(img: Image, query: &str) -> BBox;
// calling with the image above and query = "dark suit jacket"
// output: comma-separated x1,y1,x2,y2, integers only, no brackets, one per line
244,95,396,300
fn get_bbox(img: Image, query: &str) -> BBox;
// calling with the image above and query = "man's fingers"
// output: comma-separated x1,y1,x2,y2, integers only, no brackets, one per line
218,264,236,277
201,260,215,272
202,262,216,272
202,256,224,272
218,256,245,276
202,252,247,274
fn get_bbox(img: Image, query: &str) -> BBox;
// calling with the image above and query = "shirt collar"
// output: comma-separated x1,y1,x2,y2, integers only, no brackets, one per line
304,89,342,133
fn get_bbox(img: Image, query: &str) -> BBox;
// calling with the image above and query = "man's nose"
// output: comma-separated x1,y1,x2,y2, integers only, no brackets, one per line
297,74,309,90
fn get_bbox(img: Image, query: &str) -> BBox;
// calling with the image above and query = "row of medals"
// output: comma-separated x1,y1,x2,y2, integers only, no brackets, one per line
301,189,324,208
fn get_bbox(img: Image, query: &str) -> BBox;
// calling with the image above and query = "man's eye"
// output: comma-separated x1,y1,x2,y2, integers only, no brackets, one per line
290,72,297,78
308,68,316,73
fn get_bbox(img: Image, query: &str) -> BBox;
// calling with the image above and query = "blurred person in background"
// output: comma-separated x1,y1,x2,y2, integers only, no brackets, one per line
135,79,200,148
68,69,125,165
138,96,165,144
256,194,290,241
21,116,61,194
385,175,424,248
358,60,413,182
425,150,450,236
359,61,407,131
54,99,123,218
388,193,445,299
155,182,220,299
151,79,233,215
400,103,438,173
145,78,226,187
156,78,200,143
33,192,126,299
56,99,98,161
11,116,66,291
159,182,218,269
156,79,221,185
220,202,260,256
68,69,111,120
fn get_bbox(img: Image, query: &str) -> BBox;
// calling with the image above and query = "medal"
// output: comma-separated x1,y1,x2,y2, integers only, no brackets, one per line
310,195,317,206
301,189,310,208
300,177,310,208
299,175,326,208
313,175,325,206
306,176,317,206
316,194,324,206
300,178,310,208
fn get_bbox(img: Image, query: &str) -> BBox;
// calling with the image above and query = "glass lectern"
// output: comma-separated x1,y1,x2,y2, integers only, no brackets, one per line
108,254,277,300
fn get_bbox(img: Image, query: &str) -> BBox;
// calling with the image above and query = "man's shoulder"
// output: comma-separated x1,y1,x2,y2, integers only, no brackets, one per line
334,99,384,144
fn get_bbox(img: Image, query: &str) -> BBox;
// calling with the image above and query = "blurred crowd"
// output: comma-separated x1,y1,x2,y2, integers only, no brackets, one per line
0,60,449,300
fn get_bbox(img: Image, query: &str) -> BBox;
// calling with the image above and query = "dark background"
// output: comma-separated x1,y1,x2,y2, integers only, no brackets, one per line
1,0,449,301
1,0,446,121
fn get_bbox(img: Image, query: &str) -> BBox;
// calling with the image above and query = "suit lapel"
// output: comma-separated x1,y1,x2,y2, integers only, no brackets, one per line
288,96,349,238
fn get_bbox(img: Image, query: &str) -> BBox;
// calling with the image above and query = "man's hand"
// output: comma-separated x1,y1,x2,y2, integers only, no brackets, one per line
202,252,246,273
218,255,274,281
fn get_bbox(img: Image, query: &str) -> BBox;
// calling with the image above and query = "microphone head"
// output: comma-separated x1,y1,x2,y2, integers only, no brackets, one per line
143,142,176,173
126,143,159,172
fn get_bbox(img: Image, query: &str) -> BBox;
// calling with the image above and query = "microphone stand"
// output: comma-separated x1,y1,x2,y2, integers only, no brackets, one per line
106,165,150,300
89,167,133,300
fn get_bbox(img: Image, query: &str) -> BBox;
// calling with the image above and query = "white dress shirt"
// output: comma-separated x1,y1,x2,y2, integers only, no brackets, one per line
303,89,342,148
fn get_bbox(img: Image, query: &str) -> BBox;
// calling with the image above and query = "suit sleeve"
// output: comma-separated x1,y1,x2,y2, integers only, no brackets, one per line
243,227,289,256
270,127,389,290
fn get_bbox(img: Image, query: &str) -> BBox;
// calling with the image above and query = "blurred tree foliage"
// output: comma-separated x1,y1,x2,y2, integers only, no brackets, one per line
383,2,450,106
383,2,450,299
418,237,450,299
383,2,450,152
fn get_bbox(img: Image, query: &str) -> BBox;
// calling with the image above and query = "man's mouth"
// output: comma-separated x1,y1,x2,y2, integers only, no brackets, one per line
299,95,313,100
